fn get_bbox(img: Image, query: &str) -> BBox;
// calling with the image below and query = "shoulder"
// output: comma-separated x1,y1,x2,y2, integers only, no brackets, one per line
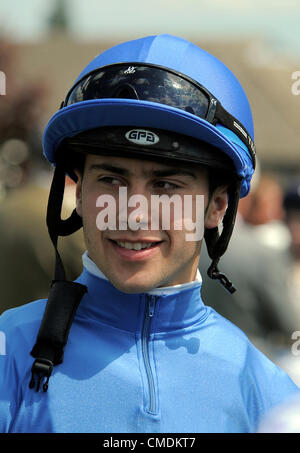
205,306,298,389
211,308,298,404
0,300,46,355
0,299,46,325
205,308,299,426
0,300,47,431
203,305,254,356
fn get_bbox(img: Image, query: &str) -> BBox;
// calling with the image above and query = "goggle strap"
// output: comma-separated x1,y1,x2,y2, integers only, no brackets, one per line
215,103,256,167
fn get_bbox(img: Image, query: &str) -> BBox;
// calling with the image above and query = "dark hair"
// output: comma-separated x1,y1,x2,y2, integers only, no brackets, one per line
207,167,237,198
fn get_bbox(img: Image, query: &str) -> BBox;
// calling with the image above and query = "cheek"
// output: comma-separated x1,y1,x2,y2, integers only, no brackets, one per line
178,194,206,241
169,229,201,258
81,190,102,236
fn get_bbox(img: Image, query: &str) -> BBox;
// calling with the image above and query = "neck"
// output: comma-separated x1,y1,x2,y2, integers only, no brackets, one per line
76,258,206,334
82,251,202,296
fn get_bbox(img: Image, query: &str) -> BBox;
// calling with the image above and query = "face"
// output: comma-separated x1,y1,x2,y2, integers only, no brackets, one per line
75,154,228,293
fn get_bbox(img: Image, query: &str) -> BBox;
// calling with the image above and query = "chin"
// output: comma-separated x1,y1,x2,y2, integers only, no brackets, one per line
109,276,159,295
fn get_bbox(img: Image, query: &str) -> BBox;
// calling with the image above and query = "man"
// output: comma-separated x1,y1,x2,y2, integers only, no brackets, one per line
0,34,298,433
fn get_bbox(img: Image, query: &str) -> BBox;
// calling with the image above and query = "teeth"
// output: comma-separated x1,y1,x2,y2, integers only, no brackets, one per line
116,241,156,250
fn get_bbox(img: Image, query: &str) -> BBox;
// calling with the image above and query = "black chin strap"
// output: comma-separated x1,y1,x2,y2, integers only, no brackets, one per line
204,179,242,294
46,161,83,279
29,162,87,392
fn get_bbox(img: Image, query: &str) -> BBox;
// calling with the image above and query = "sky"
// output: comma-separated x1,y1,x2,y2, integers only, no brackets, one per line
0,0,299,60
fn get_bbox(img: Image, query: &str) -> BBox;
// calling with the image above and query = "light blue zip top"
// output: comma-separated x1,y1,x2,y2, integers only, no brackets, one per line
0,267,298,433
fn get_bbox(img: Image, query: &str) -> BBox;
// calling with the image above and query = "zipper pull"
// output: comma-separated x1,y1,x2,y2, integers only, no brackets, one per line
148,295,156,317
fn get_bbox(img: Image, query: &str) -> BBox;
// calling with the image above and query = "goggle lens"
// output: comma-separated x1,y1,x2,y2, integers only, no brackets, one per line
66,64,210,119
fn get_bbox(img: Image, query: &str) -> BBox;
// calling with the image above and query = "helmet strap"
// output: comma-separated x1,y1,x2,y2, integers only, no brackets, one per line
204,179,242,294
46,160,83,279
29,160,87,392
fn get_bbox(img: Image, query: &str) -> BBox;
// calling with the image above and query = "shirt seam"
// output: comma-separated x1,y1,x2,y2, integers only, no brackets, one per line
150,306,210,337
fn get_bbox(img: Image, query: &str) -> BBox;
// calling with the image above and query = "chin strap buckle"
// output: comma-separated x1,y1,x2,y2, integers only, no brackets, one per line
207,260,237,294
29,358,54,392
215,272,236,294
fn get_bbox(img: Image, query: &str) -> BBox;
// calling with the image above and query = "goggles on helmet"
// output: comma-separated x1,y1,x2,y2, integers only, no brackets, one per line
63,62,256,169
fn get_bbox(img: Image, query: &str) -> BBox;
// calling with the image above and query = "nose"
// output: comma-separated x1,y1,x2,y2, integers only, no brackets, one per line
128,193,150,231
117,184,152,231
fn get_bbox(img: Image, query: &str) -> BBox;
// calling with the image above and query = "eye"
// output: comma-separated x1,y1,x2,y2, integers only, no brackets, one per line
98,176,125,186
154,180,180,190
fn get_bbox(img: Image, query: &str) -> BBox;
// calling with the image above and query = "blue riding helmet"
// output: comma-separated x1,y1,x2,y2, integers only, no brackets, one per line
43,34,256,198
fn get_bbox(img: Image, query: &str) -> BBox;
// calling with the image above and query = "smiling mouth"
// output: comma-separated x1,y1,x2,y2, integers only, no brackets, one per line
109,240,162,251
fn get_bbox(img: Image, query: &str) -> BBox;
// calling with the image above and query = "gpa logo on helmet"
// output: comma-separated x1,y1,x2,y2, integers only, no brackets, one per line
125,129,160,146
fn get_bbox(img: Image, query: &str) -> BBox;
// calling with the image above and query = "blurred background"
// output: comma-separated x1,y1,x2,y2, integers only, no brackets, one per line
0,0,300,381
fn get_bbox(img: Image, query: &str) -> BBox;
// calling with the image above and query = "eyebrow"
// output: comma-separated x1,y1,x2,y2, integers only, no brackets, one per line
87,163,197,179
151,169,197,179
88,163,129,176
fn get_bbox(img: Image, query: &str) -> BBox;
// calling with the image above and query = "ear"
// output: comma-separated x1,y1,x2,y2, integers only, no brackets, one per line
74,169,83,217
205,185,228,229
